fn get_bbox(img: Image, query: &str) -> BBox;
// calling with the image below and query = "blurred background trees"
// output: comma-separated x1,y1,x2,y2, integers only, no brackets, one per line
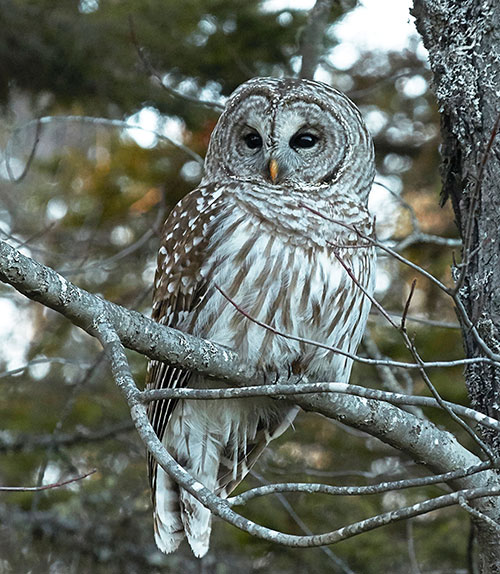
0,1,470,572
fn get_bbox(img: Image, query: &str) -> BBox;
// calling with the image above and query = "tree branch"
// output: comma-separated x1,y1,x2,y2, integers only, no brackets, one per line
0,239,256,386
2,238,500,547
141,382,500,434
229,461,494,506
0,469,96,492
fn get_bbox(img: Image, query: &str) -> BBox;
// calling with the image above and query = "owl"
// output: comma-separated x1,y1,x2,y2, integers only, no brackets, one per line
146,77,376,557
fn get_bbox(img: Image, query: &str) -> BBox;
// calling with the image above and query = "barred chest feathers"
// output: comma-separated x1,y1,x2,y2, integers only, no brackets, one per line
180,190,375,383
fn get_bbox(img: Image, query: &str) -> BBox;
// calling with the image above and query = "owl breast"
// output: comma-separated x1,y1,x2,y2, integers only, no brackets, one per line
180,198,374,384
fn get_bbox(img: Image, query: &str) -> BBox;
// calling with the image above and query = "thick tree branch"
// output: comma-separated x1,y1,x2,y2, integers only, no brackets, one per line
0,237,494,480
97,320,500,548
0,239,257,386
2,237,500,547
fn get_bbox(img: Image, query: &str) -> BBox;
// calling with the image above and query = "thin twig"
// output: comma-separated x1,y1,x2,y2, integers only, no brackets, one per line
59,187,168,275
300,201,453,294
0,420,134,454
362,333,424,418
140,382,500,434
0,469,96,492
407,519,422,574
5,117,42,183
215,283,493,370
380,312,460,330
394,231,462,251
128,15,224,112
229,461,495,506
0,357,92,380
401,279,417,331
331,248,496,460
250,470,356,574
458,496,500,533
300,201,500,364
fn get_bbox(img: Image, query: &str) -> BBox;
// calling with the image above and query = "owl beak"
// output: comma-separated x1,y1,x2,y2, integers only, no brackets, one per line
269,158,279,184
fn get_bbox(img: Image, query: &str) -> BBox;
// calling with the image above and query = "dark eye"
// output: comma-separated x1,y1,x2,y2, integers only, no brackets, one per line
290,133,318,150
243,132,263,150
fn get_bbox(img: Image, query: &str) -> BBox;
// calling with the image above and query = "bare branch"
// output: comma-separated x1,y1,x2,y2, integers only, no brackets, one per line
141,382,500,434
5,117,42,183
0,239,256,386
0,357,92,380
393,231,462,251
458,497,500,533
249,470,356,574
59,186,168,275
401,279,417,331
2,238,500,547
92,323,500,549
300,201,500,363
336,245,495,459
381,312,460,330
215,283,495,370
128,15,225,112
361,334,424,419
406,519,422,574
229,461,494,507
0,469,96,492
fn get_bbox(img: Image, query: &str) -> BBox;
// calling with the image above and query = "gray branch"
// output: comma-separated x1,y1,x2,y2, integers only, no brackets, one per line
1,238,500,547
141,382,500,434
96,320,500,548
229,461,493,506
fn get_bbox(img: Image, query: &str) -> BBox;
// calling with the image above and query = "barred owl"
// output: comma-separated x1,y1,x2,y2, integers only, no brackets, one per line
146,77,376,557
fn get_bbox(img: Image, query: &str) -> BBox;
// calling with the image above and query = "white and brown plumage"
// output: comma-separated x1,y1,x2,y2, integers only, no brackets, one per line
146,77,376,557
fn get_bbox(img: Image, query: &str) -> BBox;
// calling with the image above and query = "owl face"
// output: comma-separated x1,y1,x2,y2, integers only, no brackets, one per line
204,77,374,201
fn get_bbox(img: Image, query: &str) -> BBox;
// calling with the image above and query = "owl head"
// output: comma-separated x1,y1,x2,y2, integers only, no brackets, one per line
203,77,374,204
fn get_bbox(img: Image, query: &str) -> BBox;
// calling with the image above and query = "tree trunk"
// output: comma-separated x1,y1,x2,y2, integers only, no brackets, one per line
412,1,500,571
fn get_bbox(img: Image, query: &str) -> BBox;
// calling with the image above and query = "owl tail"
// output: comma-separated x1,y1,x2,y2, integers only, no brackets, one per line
152,468,184,555
153,472,213,558
153,403,299,557
152,434,220,558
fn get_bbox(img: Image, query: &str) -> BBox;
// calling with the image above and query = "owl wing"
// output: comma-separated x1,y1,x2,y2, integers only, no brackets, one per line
146,185,221,493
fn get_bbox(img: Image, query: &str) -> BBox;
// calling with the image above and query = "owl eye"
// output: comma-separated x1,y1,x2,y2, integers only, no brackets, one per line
290,133,318,150
243,132,263,150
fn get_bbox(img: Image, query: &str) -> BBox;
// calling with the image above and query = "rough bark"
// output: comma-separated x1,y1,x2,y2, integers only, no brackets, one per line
412,1,500,571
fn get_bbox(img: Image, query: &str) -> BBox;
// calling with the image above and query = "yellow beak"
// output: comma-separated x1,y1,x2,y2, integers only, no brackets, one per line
269,158,279,184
